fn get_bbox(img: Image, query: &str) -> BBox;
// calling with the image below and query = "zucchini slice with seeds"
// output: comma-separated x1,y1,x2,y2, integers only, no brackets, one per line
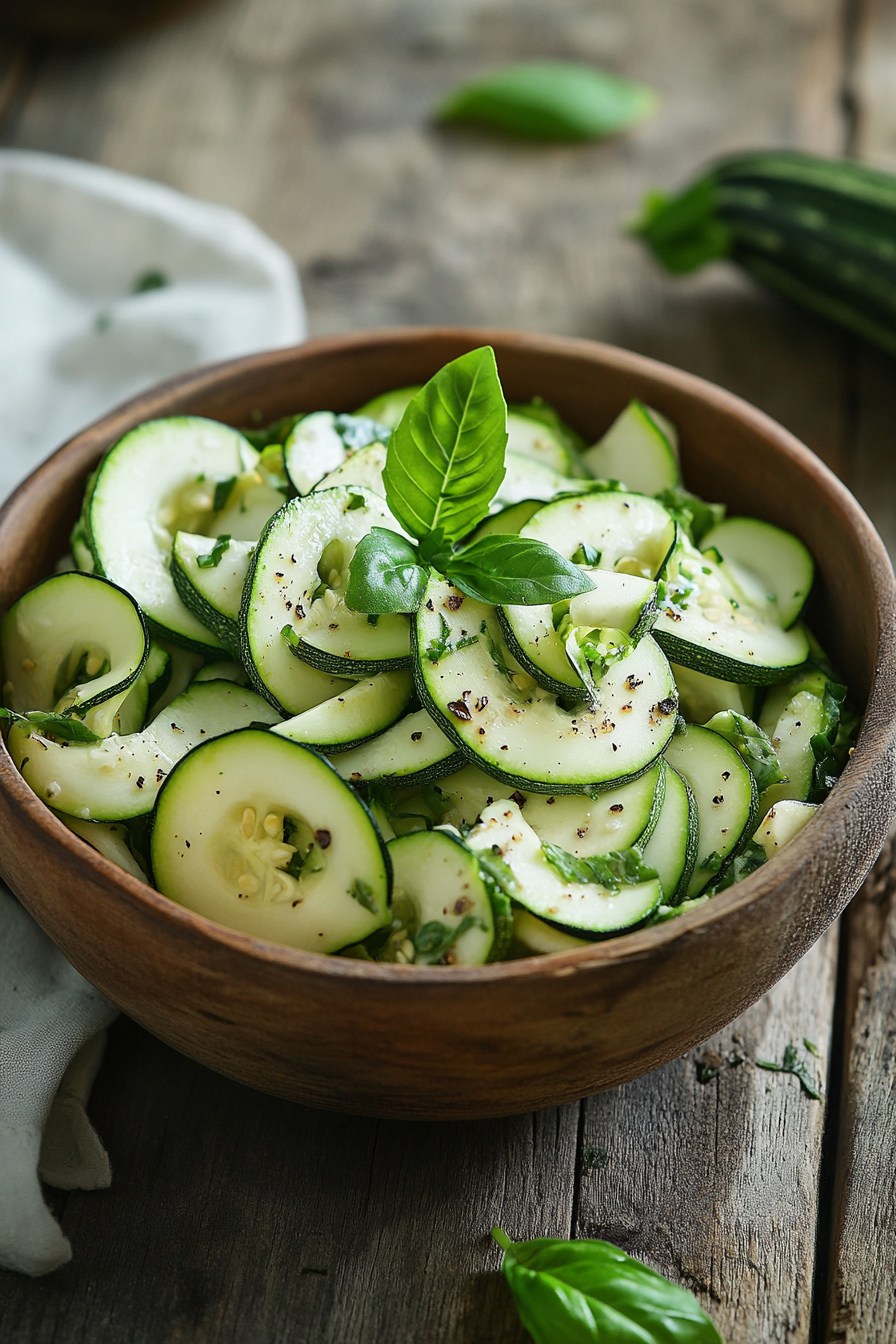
171,532,255,654
151,728,391,954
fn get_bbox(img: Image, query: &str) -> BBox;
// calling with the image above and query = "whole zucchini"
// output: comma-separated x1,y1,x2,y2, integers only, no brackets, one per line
633,150,896,357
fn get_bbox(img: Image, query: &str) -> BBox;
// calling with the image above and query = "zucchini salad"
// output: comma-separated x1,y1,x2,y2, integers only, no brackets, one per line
0,348,859,965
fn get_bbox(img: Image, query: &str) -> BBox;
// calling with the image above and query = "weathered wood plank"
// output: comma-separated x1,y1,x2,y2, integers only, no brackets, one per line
575,931,839,1344
0,1018,578,1344
825,843,896,1343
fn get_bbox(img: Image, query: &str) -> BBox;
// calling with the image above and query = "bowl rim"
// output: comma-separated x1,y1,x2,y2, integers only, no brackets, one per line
2,324,895,986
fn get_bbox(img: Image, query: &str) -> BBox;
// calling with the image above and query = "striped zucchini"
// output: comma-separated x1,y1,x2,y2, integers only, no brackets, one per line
634,151,896,357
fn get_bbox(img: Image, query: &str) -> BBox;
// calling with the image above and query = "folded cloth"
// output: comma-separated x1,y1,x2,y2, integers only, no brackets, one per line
0,149,306,1274
0,149,306,500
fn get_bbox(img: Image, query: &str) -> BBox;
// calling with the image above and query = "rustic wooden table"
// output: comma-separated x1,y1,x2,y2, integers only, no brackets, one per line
1,1,895,1340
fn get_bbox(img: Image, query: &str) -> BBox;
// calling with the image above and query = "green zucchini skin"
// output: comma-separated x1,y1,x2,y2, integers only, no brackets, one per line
635,150,896,357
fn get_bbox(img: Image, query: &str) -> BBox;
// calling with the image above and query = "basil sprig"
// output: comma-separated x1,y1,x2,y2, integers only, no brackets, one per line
493,1228,725,1344
346,347,593,614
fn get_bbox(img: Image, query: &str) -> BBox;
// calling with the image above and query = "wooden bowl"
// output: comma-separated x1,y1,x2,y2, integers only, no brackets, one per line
1,328,894,1120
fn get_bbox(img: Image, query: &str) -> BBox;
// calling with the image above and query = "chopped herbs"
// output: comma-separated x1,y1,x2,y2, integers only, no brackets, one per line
542,842,657,892
212,476,238,512
413,914,482,964
754,1042,823,1099
196,534,232,568
350,879,380,914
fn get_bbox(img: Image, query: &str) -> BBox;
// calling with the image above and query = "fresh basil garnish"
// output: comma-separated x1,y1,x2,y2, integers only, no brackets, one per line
425,612,480,665
707,839,766,895
437,62,657,142
655,485,725,544
542,842,657,892
350,878,380,914
493,1227,724,1343
344,528,429,614
0,707,103,744
431,534,593,606
196,534,232,569
383,346,508,545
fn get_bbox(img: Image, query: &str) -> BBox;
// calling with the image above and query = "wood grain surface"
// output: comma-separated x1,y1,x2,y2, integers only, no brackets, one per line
1,0,894,1339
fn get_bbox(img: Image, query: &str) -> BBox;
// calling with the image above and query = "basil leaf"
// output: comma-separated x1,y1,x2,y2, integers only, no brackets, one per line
425,612,480,665
702,710,786,794
382,347,508,544
196,534,232,569
632,178,733,276
434,535,594,606
493,1228,724,1344
344,528,429,615
0,707,103,744
437,62,657,142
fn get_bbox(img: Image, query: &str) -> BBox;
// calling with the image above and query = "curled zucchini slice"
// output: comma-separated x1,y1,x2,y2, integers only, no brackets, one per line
1,572,148,738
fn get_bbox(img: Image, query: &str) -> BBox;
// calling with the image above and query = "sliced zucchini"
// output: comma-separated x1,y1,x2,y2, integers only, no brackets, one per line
759,690,829,809
506,409,574,474
511,908,590,954
490,451,571,510
522,491,677,578
284,412,389,495
57,814,147,882
582,401,680,493
654,535,809,685
431,760,664,857
243,486,411,688
567,571,658,640
663,723,758,897
151,728,391,954
8,680,281,822
415,578,678,793
700,517,814,628
466,800,662,939
314,441,388,496
148,642,204,716
333,708,463,788
272,670,413,752
88,417,257,654
754,799,818,859
192,661,250,686
466,499,544,543
376,829,510,965
171,532,255,654
354,386,419,429
1,572,148,738
209,473,285,541
672,662,755,722
70,521,95,573
114,673,149,735
640,763,698,904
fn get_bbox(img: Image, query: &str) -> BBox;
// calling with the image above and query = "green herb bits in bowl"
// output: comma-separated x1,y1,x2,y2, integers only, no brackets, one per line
1,328,893,1119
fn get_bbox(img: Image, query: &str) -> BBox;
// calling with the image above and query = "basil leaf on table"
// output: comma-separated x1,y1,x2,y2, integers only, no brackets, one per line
432,535,594,606
437,62,657,142
382,346,508,544
0,707,104,744
493,1228,725,1344
344,528,429,615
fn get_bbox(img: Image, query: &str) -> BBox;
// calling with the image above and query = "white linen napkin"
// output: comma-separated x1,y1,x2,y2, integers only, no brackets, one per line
0,149,306,1274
